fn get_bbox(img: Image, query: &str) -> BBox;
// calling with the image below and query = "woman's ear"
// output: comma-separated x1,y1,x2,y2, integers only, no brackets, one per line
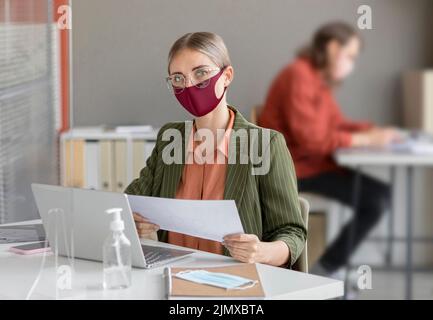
223,66,234,87
327,40,341,63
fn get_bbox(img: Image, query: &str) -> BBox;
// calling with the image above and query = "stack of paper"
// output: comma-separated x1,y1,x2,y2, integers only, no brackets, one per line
115,125,153,133
391,132,433,155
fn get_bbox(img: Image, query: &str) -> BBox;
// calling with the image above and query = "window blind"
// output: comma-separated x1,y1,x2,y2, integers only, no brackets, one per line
0,0,59,223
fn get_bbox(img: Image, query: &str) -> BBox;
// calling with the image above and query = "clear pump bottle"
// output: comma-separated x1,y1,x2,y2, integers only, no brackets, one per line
103,208,132,289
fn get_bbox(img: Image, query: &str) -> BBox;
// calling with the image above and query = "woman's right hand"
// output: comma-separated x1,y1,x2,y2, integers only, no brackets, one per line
133,212,159,240
352,128,401,148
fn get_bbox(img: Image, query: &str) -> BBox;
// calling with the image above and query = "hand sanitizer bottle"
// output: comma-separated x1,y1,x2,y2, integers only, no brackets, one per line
103,208,132,289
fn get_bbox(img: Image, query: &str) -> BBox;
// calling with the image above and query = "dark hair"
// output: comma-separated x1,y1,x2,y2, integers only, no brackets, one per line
298,22,361,69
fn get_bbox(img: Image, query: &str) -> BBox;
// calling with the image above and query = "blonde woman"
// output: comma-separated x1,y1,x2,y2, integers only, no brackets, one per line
125,32,306,268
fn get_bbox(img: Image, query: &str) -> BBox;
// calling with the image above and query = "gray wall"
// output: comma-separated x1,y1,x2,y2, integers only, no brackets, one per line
71,0,433,127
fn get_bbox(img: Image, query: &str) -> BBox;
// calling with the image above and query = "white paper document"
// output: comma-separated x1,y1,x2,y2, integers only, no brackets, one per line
391,131,433,155
126,195,244,242
390,140,433,155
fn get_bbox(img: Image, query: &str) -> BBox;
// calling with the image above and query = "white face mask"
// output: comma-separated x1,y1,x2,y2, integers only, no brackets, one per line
174,270,257,290
334,54,355,80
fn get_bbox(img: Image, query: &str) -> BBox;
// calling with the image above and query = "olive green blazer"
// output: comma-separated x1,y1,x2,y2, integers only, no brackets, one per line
124,106,306,267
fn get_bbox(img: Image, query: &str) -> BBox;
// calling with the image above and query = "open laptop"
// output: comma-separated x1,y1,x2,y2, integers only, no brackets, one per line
31,183,193,268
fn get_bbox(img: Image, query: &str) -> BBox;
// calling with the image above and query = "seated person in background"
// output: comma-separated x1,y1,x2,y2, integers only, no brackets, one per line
125,32,306,268
258,22,400,276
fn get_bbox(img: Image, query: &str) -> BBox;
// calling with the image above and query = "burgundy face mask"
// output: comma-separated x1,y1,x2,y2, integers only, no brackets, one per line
174,69,227,117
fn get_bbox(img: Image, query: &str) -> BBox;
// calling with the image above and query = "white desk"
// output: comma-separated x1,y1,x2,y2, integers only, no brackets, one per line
335,148,433,300
0,220,343,300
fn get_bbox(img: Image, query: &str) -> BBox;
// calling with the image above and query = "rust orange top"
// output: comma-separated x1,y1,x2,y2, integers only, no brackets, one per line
259,58,373,178
167,108,235,255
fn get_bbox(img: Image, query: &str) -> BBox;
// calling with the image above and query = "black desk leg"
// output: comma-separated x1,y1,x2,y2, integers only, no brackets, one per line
386,166,396,266
405,166,414,300
344,166,361,299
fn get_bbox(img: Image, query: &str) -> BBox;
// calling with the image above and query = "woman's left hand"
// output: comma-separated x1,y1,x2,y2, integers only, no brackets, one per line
223,234,266,264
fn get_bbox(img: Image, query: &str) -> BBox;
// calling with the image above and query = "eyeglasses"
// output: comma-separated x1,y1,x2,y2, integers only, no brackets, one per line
165,67,222,94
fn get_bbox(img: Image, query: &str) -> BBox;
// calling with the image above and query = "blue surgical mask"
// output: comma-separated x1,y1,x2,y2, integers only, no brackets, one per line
174,270,257,290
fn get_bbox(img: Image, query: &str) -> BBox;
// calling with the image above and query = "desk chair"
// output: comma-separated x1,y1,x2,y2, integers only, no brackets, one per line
292,197,309,273
250,105,263,125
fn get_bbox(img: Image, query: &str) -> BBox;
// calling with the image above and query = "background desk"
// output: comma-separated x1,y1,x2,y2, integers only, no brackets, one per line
335,148,433,300
0,220,343,300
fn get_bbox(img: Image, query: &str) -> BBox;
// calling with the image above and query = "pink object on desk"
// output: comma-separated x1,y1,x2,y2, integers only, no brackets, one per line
9,242,51,255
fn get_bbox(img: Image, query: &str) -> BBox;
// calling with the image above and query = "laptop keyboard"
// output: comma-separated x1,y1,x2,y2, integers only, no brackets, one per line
141,245,193,265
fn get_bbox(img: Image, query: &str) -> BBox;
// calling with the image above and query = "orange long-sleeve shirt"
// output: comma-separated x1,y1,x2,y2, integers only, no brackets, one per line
259,58,372,179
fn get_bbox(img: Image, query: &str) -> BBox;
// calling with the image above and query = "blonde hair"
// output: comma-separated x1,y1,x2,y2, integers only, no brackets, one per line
168,32,231,73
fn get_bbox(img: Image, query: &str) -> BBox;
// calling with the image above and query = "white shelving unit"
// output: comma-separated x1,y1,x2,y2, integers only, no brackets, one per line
60,128,158,192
